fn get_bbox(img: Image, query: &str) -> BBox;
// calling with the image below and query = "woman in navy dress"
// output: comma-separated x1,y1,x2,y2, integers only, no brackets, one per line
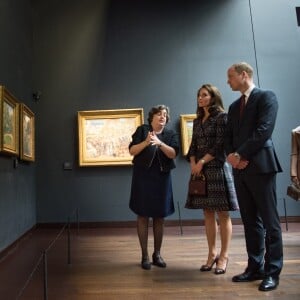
129,105,179,270
185,84,238,275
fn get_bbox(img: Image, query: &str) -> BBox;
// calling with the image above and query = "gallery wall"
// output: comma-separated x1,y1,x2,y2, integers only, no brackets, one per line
31,0,300,223
0,0,36,252
1,0,300,252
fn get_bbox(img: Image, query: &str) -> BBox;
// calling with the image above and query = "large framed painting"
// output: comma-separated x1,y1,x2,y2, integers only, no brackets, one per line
180,114,196,156
20,103,35,162
78,108,144,166
0,86,19,156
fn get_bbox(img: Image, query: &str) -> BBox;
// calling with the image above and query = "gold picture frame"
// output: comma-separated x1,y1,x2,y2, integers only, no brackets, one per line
20,103,35,162
78,108,144,166
180,114,196,156
0,86,19,156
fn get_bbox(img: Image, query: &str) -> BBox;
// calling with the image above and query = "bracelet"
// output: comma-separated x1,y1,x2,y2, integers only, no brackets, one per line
200,159,205,164
158,142,163,147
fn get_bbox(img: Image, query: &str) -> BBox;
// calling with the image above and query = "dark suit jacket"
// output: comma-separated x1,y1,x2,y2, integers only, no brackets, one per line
224,87,282,174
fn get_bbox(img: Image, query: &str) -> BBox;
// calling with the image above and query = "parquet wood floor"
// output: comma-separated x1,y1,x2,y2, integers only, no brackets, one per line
0,223,299,299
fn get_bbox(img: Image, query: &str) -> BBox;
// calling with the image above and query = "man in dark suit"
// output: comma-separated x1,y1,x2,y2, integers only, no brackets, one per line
224,62,283,292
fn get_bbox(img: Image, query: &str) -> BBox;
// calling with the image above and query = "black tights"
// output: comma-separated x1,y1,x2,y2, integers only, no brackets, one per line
137,216,164,259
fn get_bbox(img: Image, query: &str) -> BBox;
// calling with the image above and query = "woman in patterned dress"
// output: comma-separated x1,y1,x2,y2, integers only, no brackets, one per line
185,84,239,274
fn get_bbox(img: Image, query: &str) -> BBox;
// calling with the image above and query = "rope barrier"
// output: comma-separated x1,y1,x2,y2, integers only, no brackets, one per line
15,254,43,299
15,208,79,300
45,223,67,253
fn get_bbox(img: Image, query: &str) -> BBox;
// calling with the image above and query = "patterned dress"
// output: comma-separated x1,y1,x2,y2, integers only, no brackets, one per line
185,112,238,211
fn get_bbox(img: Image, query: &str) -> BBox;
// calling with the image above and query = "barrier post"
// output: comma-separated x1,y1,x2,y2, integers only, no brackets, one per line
43,250,48,300
76,208,79,235
283,198,288,231
177,201,183,235
68,217,71,265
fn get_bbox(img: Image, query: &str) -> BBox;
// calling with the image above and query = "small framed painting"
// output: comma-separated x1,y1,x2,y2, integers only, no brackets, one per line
0,86,19,156
180,114,196,156
20,103,35,162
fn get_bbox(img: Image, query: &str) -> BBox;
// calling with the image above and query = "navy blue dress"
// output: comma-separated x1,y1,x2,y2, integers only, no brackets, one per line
129,126,179,218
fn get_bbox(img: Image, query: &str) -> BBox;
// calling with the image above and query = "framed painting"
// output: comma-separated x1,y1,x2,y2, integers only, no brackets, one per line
78,108,144,166
0,86,19,156
20,103,35,162
180,114,196,156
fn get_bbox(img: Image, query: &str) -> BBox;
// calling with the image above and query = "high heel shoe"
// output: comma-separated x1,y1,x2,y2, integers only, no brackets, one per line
200,256,218,272
152,253,167,268
214,257,229,275
141,257,151,270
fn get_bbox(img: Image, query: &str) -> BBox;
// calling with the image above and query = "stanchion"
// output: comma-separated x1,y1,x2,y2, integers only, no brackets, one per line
68,217,71,265
76,208,79,235
43,250,48,300
283,198,288,231
177,201,183,235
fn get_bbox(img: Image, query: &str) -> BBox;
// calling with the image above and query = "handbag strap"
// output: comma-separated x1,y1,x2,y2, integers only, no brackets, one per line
191,172,205,180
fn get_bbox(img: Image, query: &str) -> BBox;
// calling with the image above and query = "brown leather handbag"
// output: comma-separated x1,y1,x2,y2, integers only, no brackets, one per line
188,173,207,196
287,183,300,201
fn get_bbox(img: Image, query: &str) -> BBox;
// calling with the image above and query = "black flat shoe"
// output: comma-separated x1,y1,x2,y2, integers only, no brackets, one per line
200,256,218,272
141,257,151,270
152,253,167,268
258,276,279,291
215,257,229,275
232,271,265,282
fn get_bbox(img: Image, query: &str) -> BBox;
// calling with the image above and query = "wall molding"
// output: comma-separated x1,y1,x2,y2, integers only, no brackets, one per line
0,225,36,263
35,216,300,229
1,217,299,261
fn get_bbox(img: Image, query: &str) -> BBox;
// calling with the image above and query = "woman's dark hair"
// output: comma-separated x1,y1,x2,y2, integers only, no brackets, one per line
196,84,224,119
147,104,170,124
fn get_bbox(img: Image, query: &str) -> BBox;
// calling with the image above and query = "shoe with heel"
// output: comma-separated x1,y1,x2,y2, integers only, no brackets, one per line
214,257,229,275
152,252,167,268
141,256,151,270
200,256,219,272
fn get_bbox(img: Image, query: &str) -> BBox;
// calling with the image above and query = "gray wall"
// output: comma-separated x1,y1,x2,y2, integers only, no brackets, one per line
32,0,300,223
1,0,300,251
0,0,36,252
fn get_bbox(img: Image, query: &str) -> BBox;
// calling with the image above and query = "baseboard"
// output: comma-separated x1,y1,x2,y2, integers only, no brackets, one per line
0,225,36,262
1,216,299,261
35,216,300,228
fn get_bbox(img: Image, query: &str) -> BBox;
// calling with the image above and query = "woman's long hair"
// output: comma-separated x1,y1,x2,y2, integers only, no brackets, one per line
196,84,224,119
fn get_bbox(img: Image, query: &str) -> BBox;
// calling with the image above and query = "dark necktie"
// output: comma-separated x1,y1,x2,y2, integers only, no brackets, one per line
239,94,246,118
